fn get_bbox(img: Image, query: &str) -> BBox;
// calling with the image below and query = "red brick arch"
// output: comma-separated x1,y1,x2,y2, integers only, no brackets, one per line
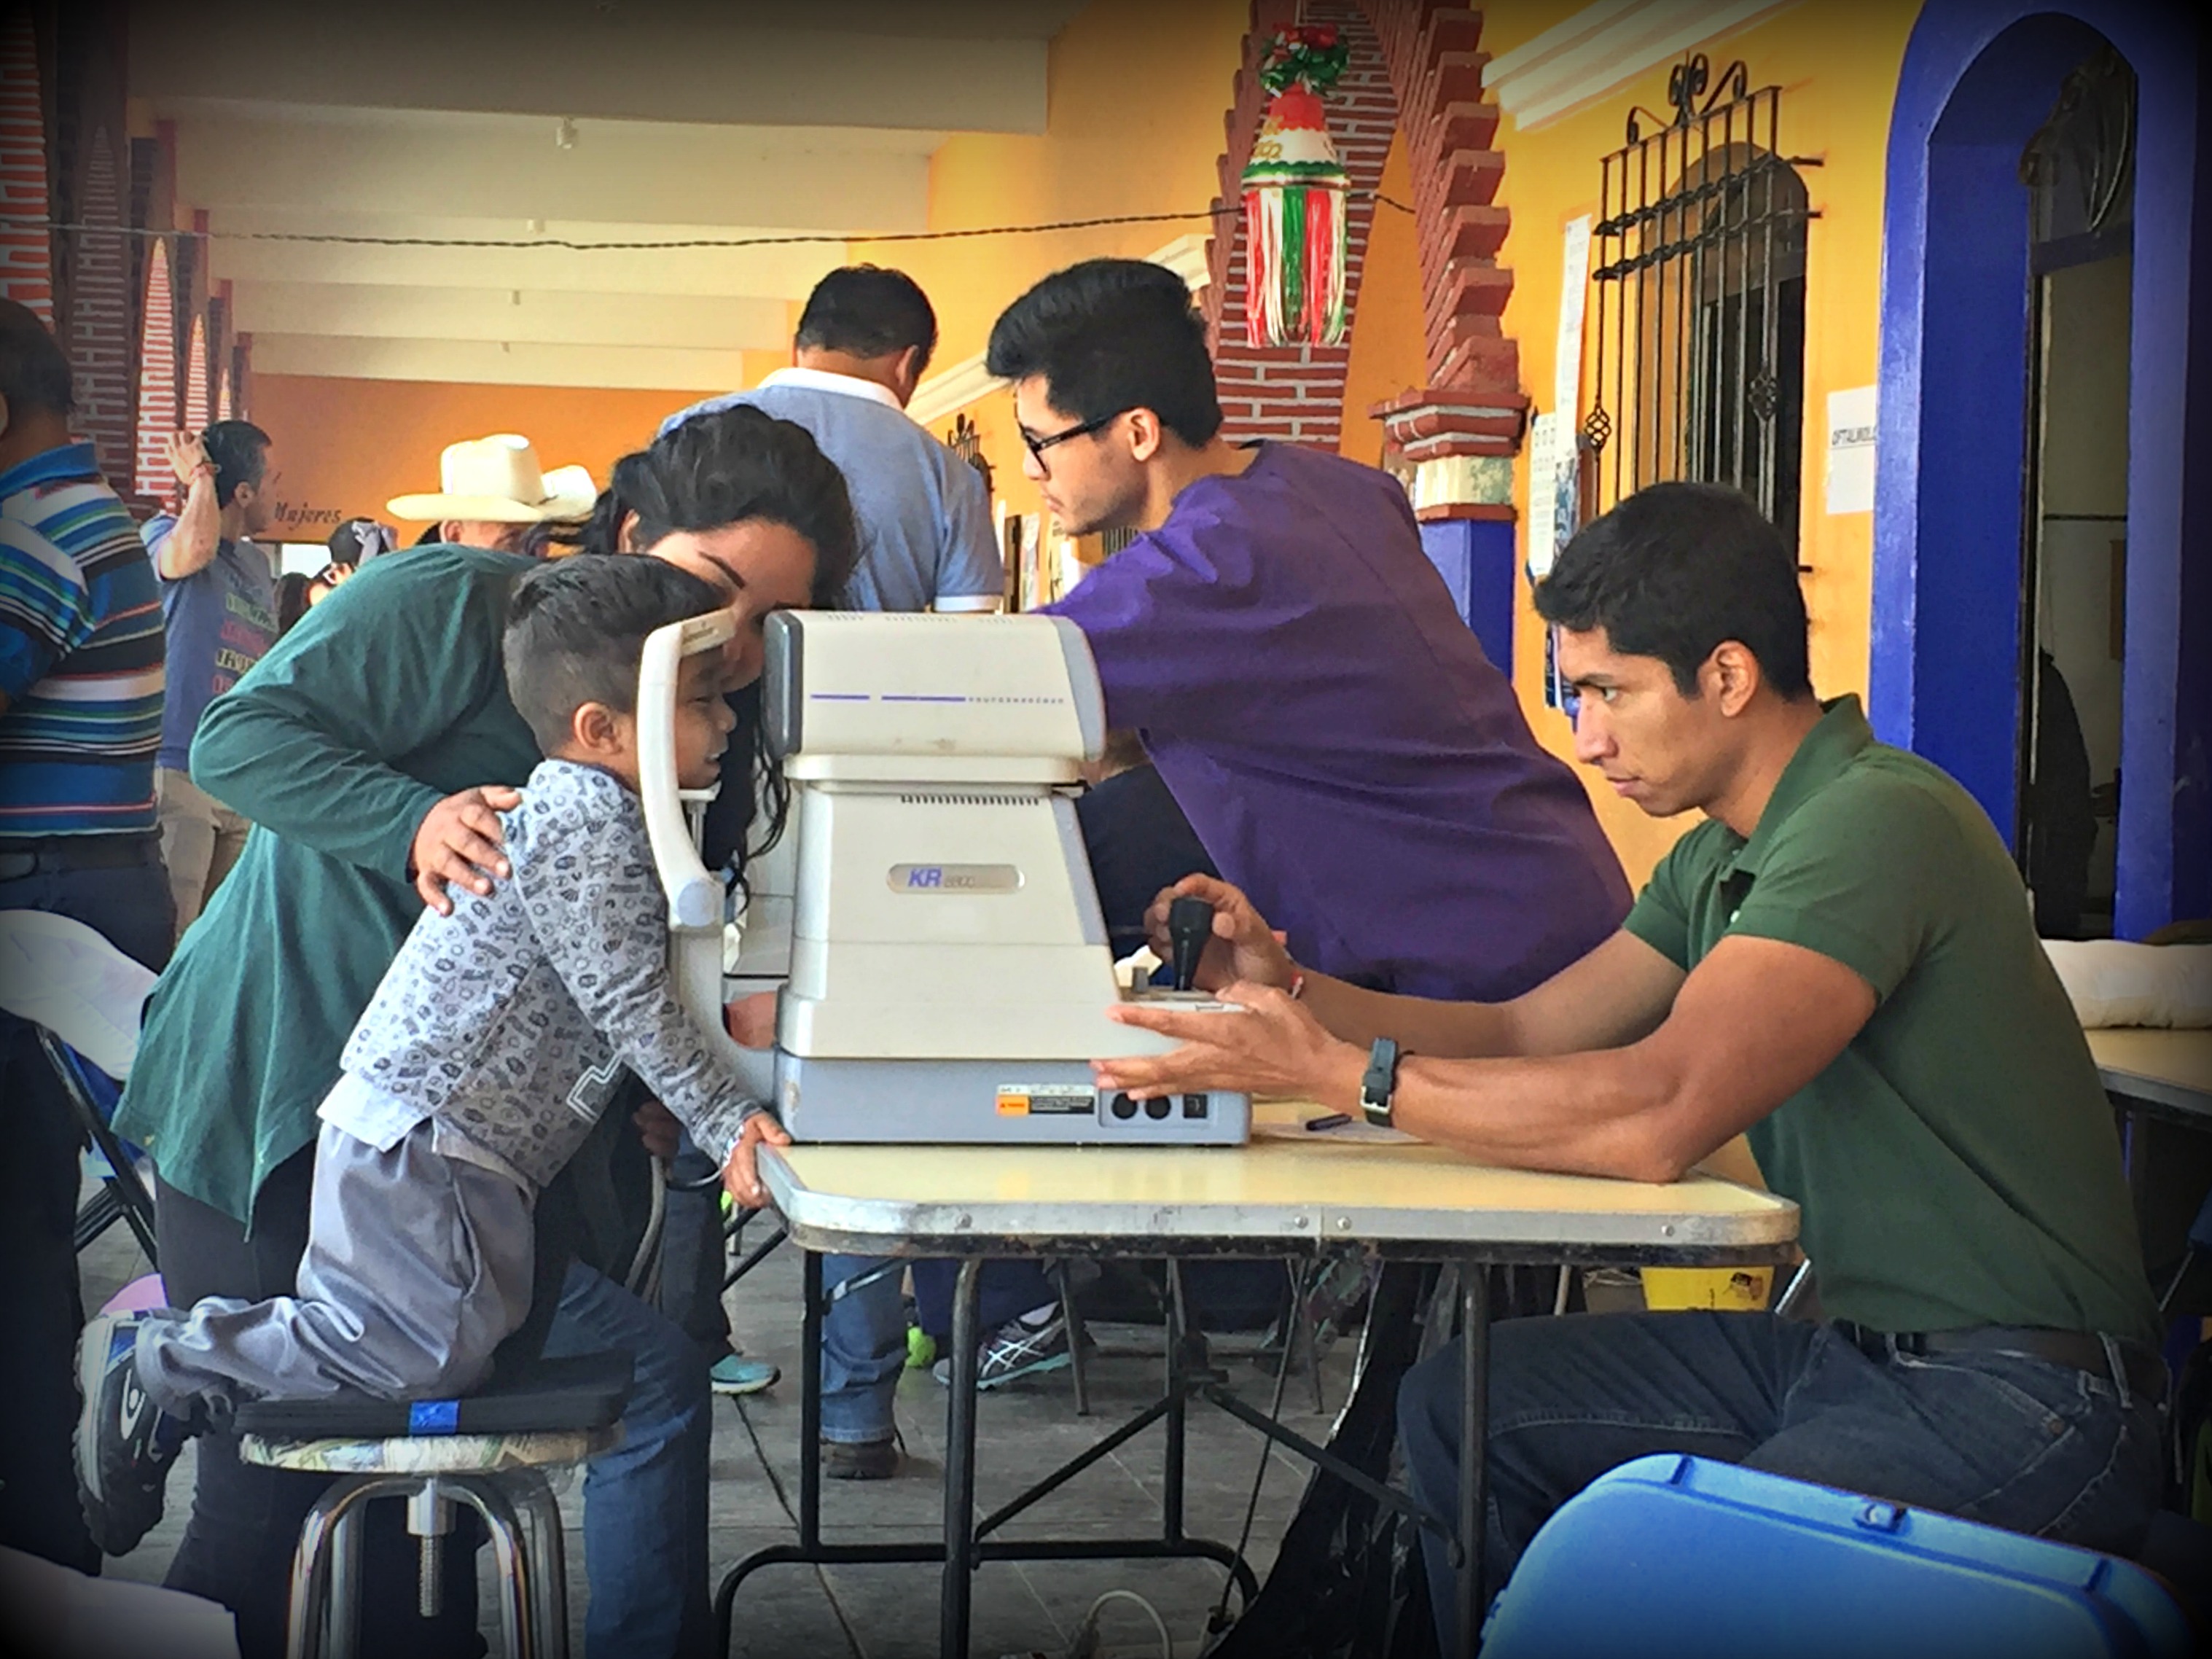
1205,1,1525,515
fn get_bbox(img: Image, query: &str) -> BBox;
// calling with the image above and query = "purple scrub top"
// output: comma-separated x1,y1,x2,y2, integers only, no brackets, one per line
1046,442,1630,1002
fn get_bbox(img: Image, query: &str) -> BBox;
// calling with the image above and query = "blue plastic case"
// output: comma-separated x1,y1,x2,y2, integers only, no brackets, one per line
1480,1453,2192,1658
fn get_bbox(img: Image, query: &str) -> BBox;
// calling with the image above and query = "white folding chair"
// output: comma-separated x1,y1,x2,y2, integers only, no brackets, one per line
0,910,160,1262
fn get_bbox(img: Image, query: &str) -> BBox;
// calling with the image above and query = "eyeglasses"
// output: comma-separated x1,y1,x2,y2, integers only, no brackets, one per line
1019,411,1124,469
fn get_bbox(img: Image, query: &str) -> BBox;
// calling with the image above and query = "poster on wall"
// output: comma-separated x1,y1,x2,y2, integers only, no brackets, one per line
1825,386,1877,515
1531,215,1594,714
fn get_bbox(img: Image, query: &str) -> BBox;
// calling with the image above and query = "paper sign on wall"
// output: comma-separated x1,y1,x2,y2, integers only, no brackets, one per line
1527,413,1562,582
1825,386,1877,515
1555,216,1591,418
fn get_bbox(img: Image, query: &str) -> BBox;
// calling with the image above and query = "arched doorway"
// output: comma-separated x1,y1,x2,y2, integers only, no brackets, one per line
1871,1,2208,939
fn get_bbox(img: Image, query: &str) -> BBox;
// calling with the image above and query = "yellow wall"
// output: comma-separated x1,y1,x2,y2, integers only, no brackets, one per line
1477,1,1922,883
248,364,786,539
1338,132,1429,467
853,0,1251,522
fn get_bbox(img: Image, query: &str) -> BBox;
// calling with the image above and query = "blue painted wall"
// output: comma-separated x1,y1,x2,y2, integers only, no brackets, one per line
1872,0,2208,935
1419,518,1517,680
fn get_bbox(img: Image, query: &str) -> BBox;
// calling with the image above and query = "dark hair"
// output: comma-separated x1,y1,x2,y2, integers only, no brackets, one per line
0,299,74,418
274,571,313,636
547,404,859,604
502,555,725,754
985,259,1222,448
1534,481,1812,700
534,405,861,885
328,517,396,563
201,420,271,508
794,265,937,371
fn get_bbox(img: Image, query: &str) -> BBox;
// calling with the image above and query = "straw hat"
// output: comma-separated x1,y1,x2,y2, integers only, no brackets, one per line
387,434,598,523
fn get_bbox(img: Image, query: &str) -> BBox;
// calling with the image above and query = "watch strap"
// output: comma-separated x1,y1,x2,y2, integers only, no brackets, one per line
1359,1037,1401,1128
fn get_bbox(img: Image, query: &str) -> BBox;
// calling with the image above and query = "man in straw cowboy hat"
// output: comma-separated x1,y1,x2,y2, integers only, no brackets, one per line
387,433,596,553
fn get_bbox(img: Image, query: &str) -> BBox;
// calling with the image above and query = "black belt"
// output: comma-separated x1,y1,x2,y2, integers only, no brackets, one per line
1832,1320,2168,1402
0,832,160,881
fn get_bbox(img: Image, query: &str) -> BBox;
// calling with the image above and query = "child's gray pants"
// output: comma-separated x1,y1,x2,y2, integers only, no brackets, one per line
138,1120,535,1413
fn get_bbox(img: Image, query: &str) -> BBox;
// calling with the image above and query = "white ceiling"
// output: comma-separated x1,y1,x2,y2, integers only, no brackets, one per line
134,1,1091,388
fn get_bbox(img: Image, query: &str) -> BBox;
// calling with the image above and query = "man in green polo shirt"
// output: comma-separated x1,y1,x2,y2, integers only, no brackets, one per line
1098,482,2163,1641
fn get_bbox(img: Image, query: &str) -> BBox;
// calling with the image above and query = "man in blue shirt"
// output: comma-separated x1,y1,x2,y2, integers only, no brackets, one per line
142,419,277,938
663,265,1003,614
0,299,169,1572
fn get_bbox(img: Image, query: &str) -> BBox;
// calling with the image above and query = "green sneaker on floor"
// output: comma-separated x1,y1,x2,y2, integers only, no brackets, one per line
708,1353,780,1396
905,1326,937,1370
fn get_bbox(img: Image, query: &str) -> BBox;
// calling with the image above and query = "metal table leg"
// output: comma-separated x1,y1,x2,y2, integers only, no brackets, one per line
1163,1260,1188,1547
942,1257,985,1658
1456,1260,1490,1659
800,1249,824,1551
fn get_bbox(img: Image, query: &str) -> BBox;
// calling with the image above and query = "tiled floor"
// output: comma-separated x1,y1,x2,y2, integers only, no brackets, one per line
84,1212,1361,1658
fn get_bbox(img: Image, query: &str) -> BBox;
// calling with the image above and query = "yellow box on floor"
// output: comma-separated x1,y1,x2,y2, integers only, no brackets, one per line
1642,1267,1775,1312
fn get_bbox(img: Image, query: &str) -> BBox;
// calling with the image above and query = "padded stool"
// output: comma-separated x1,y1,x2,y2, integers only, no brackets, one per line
235,1352,633,1659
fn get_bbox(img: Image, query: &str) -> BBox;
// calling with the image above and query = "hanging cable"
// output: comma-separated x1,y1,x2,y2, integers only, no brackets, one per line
3,190,1413,251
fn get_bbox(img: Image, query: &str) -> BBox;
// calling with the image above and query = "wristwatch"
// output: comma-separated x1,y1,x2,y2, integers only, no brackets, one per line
1359,1037,1402,1128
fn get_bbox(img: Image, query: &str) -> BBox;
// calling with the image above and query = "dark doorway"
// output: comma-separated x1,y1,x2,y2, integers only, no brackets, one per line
2017,45,2133,939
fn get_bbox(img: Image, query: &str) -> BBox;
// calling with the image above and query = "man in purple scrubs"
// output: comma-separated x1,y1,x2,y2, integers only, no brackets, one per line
986,259,1628,1002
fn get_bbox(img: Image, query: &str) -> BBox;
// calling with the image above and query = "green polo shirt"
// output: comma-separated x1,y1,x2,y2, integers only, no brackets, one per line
115,545,542,1223
1625,696,2157,1345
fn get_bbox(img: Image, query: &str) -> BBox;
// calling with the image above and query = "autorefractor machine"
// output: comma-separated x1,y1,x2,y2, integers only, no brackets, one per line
637,609,1248,1146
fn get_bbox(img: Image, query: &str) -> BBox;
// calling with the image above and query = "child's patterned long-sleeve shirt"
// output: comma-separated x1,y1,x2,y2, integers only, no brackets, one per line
332,757,761,1190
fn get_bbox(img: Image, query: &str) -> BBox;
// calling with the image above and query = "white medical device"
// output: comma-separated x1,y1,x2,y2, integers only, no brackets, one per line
639,609,1249,1145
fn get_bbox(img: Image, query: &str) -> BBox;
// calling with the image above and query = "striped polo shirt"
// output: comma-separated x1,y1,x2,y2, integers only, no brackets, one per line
0,442,165,839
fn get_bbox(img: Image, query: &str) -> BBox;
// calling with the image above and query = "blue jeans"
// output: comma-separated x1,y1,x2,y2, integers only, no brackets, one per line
819,1257,1060,1444
542,1260,713,1658
1396,1311,2164,1646
819,1256,908,1445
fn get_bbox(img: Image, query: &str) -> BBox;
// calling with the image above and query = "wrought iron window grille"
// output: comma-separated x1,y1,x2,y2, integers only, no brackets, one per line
1583,55,1819,561
2021,44,2135,271
945,411,994,498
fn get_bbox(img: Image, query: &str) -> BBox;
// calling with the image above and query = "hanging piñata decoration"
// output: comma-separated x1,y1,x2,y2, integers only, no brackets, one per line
1240,24,1352,346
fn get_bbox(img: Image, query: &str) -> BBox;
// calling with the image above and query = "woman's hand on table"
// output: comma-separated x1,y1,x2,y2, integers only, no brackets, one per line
1141,875,1299,993
410,785,521,913
1097,979,1366,1105
722,1112,792,1209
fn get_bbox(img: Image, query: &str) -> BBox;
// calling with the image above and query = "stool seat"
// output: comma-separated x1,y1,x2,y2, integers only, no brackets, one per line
246,1351,633,1659
241,1423,619,1475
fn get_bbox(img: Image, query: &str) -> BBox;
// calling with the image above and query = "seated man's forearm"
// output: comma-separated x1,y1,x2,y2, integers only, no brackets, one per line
1301,974,1521,1058
1386,1047,1701,1184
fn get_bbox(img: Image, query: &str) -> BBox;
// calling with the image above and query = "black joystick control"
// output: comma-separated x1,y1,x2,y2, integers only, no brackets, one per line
1167,896,1215,993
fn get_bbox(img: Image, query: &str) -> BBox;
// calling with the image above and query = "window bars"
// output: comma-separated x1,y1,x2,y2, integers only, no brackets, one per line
1584,57,1816,547
945,411,994,499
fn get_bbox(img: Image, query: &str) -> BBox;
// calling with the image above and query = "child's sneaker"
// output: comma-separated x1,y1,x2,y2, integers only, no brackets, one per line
74,1311,184,1556
708,1352,781,1397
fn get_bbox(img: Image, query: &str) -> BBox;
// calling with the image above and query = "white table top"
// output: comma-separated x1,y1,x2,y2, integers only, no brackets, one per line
759,1102,1798,1260
2089,1027,2212,1119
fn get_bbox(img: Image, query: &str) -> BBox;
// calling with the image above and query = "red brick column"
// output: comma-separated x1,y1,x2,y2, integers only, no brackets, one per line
1203,1,1525,509
183,310,209,432
1205,0,1395,450
132,235,176,497
0,12,54,324
1358,1,1525,522
69,127,133,480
